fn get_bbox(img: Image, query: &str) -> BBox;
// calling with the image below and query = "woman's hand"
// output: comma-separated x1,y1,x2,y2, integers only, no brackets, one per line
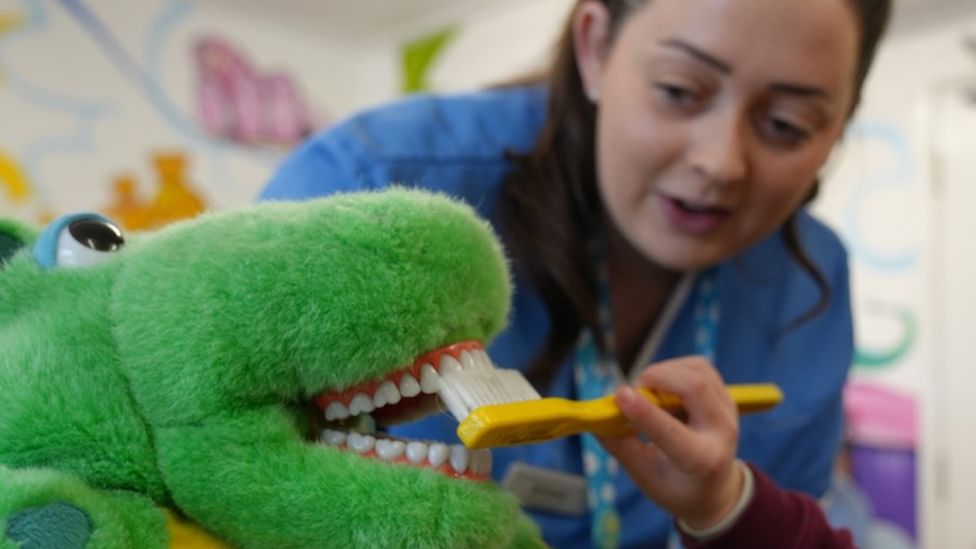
598,356,744,530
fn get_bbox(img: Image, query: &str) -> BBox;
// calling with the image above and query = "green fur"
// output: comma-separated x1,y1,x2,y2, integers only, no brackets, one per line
0,189,543,548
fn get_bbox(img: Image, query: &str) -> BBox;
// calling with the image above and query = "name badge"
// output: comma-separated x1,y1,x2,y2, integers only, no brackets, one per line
501,462,588,516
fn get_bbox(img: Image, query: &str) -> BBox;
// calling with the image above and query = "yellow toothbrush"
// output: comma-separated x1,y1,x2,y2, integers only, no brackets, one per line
436,369,782,449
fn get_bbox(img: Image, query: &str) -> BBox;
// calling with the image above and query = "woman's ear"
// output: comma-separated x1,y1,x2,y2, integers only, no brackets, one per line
572,1,612,103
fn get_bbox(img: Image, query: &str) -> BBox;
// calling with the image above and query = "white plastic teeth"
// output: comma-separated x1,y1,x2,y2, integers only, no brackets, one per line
399,374,421,397
419,363,439,394
427,443,449,467
348,394,374,416
321,349,497,422
325,402,349,421
346,432,376,454
319,430,347,446
319,430,491,476
375,439,406,461
449,445,468,473
440,355,463,376
373,381,401,408
460,349,493,371
406,441,427,464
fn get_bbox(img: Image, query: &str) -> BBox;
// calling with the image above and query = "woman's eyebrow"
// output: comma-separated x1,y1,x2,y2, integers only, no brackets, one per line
768,82,831,100
658,38,832,100
658,38,731,73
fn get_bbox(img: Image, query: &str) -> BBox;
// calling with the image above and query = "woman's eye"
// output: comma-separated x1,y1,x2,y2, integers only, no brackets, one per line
655,83,700,108
761,116,811,146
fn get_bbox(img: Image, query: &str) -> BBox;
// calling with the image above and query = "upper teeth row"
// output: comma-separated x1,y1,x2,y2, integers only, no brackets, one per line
319,430,491,475
324,349,494,421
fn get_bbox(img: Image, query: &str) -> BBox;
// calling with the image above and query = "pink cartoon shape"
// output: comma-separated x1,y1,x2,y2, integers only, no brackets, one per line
844,381,918,540
195,36,317,146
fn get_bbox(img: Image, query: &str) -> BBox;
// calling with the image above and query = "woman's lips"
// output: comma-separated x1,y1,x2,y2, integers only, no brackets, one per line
657,195,731,235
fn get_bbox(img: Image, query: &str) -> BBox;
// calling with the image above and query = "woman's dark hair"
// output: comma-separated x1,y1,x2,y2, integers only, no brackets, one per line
497,0,893,389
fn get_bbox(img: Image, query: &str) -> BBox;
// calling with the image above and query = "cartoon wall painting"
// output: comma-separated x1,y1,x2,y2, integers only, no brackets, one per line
195,35,317,147
0,10,22,80
854,302,918,370
104,152,207,231
400,26,457,94
0,11,20,34
844,381,917,545
0,150,32,204
0,149,55,225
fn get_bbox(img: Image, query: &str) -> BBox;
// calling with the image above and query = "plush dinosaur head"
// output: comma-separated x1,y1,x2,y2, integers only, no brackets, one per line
0,188,543,548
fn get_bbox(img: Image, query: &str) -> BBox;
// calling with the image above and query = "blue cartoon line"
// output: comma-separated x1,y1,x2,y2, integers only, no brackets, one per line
143,0,197,139
55,0,202,138
57,0,282,190
0,0,113,204
140,0,284,168
842,121,919,273
142,0,235,192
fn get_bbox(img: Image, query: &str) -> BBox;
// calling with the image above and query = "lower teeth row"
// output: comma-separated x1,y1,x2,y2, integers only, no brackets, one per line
319,429,490,475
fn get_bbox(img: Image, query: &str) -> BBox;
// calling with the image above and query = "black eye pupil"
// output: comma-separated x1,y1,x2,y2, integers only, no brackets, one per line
68,219,124,252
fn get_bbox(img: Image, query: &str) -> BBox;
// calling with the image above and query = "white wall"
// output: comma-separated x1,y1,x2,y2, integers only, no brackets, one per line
426,0,574,91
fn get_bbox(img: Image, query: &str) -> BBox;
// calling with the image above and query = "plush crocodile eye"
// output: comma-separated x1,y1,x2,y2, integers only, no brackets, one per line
58,218,125,267
32,213,125,270
66,218,124,252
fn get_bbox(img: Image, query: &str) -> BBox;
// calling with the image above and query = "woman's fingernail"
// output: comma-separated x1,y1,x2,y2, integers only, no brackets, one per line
616,386,636,406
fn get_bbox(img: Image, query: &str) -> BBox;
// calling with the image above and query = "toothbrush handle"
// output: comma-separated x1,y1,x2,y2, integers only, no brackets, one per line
580,383,784,437
457,383,783,448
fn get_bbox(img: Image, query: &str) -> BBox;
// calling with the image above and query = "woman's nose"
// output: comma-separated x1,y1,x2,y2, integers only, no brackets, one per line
686,109,749,187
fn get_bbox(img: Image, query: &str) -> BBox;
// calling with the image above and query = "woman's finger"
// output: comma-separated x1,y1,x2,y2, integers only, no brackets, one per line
612,385,709,469
635,357,736,429
598,431,654,469
597,430,672,492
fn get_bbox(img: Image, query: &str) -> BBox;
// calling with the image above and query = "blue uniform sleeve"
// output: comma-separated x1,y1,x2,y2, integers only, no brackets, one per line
784,219,853,497
734,216,854,498
258,128,380,202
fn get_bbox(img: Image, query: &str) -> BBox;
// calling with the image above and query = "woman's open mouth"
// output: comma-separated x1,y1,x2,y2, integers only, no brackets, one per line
658,194,731,236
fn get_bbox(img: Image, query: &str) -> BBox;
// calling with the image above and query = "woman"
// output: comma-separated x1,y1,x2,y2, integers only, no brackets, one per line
261,0,892,546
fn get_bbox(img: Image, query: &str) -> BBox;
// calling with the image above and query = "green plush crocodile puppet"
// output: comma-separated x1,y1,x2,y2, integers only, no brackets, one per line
0,188,544,549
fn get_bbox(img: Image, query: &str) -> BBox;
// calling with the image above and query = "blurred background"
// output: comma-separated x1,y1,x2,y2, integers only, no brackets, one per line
0,0,972,546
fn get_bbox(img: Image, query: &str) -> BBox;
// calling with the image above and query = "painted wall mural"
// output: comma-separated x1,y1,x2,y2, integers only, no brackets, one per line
195,35,317,147
843,121,919,273
853,302,917,370
824,117,925,547
0,149,32,204
400,26,457,94
0,8,21,80
103,151,206,231
0,0,335,223
836,119,922,374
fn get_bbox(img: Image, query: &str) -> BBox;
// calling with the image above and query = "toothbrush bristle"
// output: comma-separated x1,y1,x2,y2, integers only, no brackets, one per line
437,369,541,422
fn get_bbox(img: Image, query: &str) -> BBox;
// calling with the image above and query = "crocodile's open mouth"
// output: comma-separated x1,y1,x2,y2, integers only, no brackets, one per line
312,341,494,481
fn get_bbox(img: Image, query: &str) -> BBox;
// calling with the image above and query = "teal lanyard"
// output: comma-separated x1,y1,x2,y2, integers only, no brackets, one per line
573,250,720,549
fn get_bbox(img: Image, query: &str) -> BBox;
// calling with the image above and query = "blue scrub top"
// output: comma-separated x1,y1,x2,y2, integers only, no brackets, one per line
260,87,854,549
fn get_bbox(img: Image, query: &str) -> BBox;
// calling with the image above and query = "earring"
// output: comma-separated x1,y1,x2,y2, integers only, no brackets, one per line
586,87,599,104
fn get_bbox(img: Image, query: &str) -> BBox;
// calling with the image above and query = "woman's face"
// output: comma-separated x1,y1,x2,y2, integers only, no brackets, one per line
575,0,860,270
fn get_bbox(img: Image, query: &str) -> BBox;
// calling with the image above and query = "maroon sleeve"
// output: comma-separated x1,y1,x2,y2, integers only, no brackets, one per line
678,463,856,548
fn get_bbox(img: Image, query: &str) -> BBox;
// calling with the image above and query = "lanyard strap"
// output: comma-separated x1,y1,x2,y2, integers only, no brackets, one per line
574,249,720,549
692,270,721,361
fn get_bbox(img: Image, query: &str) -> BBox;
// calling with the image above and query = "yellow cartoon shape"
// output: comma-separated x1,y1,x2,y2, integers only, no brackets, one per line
0,149,31,203
104,152,207,231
